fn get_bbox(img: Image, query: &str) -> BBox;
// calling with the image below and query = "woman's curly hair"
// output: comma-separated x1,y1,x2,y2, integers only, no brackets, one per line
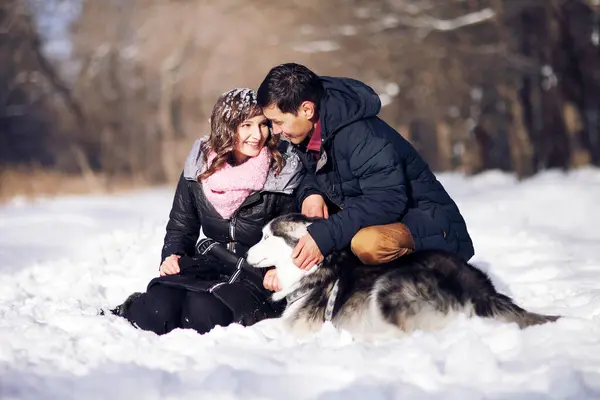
199,88,284,181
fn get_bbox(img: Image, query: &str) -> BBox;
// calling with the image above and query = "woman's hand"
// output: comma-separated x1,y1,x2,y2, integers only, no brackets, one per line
263,269,281,292
159,254,181,276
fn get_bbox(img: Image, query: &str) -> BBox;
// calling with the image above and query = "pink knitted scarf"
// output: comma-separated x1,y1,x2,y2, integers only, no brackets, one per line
201,147,272,219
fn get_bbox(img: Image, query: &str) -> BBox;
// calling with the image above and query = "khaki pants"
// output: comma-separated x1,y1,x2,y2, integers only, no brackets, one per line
350,223,415,265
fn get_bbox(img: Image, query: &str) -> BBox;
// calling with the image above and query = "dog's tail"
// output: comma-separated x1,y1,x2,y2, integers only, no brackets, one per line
474,293,560,329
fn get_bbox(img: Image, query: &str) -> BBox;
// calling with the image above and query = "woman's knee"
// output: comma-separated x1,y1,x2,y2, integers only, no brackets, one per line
180,292,234,334
126,285,186,335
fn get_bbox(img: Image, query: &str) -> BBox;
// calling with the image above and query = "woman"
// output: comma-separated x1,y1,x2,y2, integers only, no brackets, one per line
112,88,302,335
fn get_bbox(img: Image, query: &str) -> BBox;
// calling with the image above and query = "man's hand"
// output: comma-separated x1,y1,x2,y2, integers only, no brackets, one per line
301,194,329,219
292,233,324,270
159,254,181,276
263,269,281,292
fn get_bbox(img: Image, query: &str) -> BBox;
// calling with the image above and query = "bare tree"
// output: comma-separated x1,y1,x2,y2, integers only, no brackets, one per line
3,0,599,199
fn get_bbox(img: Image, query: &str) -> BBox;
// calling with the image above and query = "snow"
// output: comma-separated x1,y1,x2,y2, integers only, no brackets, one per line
377,82,401,107
2,168,600,399
220,88,258,120
375,9,497,33
31,0,81,59
293,41,341,54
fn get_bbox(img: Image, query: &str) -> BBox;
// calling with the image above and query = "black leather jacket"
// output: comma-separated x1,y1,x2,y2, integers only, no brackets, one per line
161,140,303,262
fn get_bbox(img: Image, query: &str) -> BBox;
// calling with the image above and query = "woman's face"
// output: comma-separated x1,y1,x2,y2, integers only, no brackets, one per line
233,114,270,163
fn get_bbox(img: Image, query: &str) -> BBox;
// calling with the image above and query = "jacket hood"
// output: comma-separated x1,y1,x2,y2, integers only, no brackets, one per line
319,76,381,139
183,139,303,195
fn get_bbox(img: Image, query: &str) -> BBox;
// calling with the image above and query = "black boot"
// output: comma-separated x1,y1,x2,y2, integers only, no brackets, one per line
100,292,143,318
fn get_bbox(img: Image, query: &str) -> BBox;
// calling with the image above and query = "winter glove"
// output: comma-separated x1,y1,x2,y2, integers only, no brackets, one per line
193,238,265,291
210,281,282,327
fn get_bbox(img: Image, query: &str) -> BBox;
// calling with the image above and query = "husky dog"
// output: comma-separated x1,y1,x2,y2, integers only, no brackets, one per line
246,214,560,340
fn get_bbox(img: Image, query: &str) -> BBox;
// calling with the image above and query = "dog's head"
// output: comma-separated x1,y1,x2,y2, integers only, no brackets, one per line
246,213,319,268
247,213,322,300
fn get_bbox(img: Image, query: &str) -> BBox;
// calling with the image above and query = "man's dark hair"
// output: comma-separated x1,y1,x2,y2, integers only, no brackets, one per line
257,63,324,114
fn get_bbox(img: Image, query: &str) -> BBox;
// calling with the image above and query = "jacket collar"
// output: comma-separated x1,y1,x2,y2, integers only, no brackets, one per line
183,139,303,195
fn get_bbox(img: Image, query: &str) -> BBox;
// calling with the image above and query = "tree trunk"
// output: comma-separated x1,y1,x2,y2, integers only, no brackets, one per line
501,85,535,178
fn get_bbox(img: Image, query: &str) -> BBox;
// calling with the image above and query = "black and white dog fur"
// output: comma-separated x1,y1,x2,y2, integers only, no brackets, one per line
246,214,559,340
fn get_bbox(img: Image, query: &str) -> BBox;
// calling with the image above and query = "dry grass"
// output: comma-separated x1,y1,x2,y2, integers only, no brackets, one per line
0,168,156,204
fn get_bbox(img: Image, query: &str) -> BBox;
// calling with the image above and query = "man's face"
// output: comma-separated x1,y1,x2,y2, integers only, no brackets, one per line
262,103,315,144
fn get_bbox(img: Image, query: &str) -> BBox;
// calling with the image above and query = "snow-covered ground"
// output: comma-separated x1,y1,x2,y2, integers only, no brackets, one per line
1,168,600,400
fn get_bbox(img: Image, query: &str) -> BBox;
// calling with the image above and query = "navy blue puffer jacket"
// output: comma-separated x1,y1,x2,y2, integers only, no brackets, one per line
296,77,475,261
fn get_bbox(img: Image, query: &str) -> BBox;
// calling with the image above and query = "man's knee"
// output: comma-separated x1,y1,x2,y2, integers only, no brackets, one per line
350,223,415,265
180,292,233,334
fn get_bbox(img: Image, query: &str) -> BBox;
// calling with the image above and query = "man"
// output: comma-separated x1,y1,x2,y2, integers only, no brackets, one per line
257,62,474,276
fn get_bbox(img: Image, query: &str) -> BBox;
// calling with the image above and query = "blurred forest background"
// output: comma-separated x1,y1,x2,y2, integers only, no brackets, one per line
1,0,599,200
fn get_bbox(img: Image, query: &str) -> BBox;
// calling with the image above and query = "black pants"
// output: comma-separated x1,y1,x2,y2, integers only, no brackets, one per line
126,284,234,335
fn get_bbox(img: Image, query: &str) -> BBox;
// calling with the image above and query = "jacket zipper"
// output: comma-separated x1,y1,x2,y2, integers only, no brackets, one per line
325,189,344,210
228,210,238,252
227,192,262,253
311,137,344,211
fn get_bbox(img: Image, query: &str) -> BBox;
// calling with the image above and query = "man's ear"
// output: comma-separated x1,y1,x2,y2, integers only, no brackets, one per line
300,101,316,120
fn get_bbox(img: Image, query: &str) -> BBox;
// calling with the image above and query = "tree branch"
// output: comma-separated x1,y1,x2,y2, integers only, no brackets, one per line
383,8,496,32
